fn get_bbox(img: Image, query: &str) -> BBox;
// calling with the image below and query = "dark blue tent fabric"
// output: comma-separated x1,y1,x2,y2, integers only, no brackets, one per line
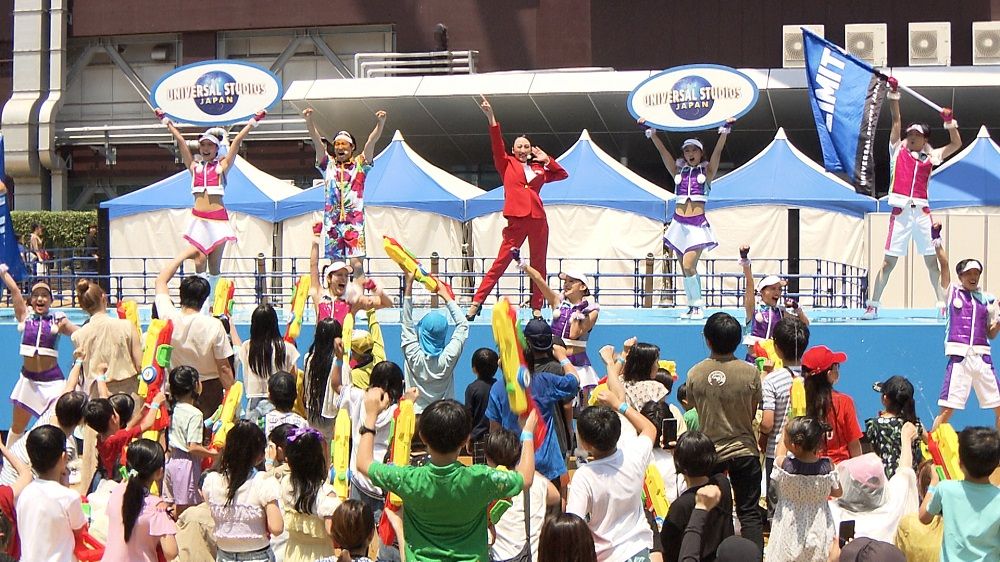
465,130,673,222
101,157,299,222
282,131,481,222
878,126,1000,211
0,136,27,281
709,128,877,218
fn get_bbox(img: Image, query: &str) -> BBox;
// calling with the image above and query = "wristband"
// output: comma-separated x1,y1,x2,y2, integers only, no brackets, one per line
264,459,275,467
559,359,571,367
146,401,161,410
95,374,108,382
74,359,84,366
618,402,629,415
718,123,732,135
520,430,534,442
944,119,958,130
739,258,751,267
615,357,626,365
926,485,937,496
644,128,654,139
886,91,901,101
334,358,343,367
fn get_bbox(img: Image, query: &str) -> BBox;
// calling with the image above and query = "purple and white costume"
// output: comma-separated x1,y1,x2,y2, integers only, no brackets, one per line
13,311,67,416
744,302,784,346
664,161,718,310
939,284,1000,409
552,299,600,389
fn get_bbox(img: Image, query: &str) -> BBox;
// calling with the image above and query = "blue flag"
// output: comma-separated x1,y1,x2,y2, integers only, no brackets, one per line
803,29,887,195
0,136,28,282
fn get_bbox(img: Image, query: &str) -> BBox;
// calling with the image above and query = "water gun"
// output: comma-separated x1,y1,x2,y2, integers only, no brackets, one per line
330,408,352,499
212,277,235,317
491,297,546,450
74,528,105,561
202,381,244,470
789,376,806,418
138,319,173,440
925,423,962,481
643,464,670,525
657,359,677,379
752,340,783,372
284,275,311,344
383,235,454,299
115,299,140,335
292,367,308,419
378,399,416,545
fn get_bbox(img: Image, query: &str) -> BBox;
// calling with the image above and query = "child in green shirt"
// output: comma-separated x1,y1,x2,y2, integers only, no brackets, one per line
358,393,537,562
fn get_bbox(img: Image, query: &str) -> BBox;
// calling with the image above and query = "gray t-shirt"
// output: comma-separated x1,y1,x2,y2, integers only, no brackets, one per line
686,356,762,462
762,366,800,459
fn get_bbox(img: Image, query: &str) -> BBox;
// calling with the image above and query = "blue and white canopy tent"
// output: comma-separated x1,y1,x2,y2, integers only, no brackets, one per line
101,156,301,301
279,130,484,275
465,129,674,305
707,128,878,305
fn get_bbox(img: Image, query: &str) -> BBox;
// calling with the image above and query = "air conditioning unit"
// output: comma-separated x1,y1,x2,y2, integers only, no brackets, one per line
973,21,1000,65
909,22,951,66
782,24,824,68
845,23,888,67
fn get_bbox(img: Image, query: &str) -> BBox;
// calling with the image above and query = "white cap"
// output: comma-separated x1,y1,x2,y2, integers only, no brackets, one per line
905,123,929,136
960,260,984,274
681,139,704,151
198,132,223,146
560,269,592,290
322,261,353,285
756,274,784,292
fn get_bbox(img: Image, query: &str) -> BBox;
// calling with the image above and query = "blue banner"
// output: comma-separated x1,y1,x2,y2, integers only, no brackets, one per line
0,136,28,282
803,29,887,195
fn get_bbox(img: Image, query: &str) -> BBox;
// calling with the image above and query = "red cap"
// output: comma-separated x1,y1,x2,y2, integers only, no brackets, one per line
801,345,847,374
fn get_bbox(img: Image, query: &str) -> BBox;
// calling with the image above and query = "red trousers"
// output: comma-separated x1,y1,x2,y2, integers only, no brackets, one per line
474,216,548,310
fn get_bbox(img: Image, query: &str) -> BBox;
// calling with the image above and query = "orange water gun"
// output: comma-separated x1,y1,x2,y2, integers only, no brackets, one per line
75,497,105,561
115,299,140,335
138,319,173,440
491,297,546,450
284,275,311,344
378,399,416,545
383,235,454,299
212,278,235,317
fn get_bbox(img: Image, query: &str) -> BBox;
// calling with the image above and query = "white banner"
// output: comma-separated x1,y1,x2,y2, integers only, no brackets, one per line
151,60,282,126
627,64,759,132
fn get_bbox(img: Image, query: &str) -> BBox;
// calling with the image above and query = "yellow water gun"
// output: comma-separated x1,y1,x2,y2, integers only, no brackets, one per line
115,299,140,336
284,275,310,343
208,381,244,449
643,464,670,522
752,339,783,372
492,298,529,414
383,235,454,299
923,423,962,480
790,376,806,418
212,278,235,317
387,399,415,507
330,408,352,499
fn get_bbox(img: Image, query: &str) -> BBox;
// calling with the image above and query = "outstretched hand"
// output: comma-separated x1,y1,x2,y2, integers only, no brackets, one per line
478,94,493,118
530,146,550,164
375,110,387,122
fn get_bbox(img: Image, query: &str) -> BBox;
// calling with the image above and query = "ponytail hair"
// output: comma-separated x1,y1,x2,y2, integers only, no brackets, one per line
880,375,919,425
122,439,165,542
219,421,266,506
803,369,834,422
76,279,105,314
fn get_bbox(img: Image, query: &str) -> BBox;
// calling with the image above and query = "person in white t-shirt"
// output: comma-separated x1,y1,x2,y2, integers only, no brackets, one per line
567,354,657,562
486,429,561,562
17,425,88,562
154,248,235,417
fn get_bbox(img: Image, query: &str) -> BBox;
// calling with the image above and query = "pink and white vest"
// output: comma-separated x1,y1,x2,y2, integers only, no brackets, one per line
886,145,934,208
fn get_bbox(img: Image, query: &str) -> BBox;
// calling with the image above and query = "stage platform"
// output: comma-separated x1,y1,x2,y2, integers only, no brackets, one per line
0,306,993,429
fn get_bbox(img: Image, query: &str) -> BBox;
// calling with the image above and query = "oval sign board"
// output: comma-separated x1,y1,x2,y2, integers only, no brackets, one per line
627,64,759,132
150,60,282,127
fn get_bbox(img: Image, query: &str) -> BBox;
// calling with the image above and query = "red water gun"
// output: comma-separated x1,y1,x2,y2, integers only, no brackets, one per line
140,319,173,438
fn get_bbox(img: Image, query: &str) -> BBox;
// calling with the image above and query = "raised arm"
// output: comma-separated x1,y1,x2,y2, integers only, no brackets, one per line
740,245,754,323
935,226,950,291
156,246,201,296
889,87,902,147
521,258,560,309
939,109,962,160
706,118,734,181
641,120,678,177
362,110,388,163
358,388,392,476
309,226,323,314
0,264,26,322
155,109,195,169
514,410,538,489
0,441,32,497
221,111,265,171
303,108,327,165
481,95,509,175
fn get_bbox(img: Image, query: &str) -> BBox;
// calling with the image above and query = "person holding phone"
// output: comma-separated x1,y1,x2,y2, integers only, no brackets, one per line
467,95,569,320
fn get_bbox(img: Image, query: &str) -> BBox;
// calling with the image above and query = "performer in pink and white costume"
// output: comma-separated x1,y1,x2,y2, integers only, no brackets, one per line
929,237,1000,431
155,107,266,297
643,118,733,320
862,78,962,320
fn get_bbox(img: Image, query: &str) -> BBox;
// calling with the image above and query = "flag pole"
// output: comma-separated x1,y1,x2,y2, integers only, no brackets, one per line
896,83,945,113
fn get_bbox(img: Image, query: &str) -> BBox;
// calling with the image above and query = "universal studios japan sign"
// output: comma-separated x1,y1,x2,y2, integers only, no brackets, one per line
628,64,759,132
151,60,283,126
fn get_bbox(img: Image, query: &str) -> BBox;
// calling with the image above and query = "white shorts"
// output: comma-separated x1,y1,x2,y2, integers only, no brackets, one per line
183,210,237,255
939,353,1000,410
885,205,934,257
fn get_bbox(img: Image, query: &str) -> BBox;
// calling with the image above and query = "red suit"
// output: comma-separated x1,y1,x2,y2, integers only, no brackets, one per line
473,122,569,309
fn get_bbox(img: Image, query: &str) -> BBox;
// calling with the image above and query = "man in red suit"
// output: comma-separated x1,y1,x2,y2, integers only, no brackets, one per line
468,95,569,320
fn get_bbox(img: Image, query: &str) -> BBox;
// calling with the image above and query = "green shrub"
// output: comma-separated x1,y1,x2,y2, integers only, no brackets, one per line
11,210,98,248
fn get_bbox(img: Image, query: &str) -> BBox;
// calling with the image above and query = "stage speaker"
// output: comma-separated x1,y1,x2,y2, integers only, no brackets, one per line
909,22,951,66
845,23,887,67
782,24,824,68
973,21,1000,65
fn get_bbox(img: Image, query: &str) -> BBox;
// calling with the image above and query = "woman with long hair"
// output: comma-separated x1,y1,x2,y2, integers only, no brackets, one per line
303,318,343,436
801,345,863,464
231,303,300,422
103,439,178,562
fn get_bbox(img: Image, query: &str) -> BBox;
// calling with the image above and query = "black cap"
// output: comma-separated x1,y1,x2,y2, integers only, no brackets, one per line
522,318,553,351
839,538,906,562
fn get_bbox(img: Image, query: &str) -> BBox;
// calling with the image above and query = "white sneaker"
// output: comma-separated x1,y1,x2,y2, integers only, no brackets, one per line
689,307,705,320
680,307,694,319
861,306,878,320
